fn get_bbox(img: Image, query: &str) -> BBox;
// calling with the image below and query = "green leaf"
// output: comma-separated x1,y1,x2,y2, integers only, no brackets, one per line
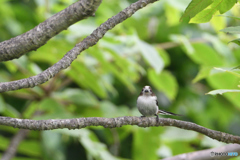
0,95,6,113
33,98,75,120
23,101,38,118
218,0,236,14
148,69,178,100
41,131,65,160
4,61,18,73
53,89,98,107
205,98,232,128
220,26,240,34
214,67,240,78
2,104,20,118
206,89,240,95
190,8,215,23
190,0,236,23
57,129,119,160
170,34,194,53
229,38,240,46
38,98,65,113
100,101,129,118
12,156,39,160
66,61,107,98
133,128,162,160
217,15,240,21
79,129,119,160
207,72,240,108
192,66,212,83
88,46,136,93
180,0,213,22
156,48,170,67
137,40,164,73
182,43,223,66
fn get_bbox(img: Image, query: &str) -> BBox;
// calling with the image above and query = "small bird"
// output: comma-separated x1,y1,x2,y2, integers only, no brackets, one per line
137,85,181,122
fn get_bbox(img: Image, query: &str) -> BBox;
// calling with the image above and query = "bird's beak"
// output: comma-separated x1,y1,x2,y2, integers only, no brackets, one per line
144,90,149,93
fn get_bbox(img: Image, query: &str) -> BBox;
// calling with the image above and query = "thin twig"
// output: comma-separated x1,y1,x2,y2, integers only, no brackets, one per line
155,38,209,50
163,144,240,160
1,129,30,160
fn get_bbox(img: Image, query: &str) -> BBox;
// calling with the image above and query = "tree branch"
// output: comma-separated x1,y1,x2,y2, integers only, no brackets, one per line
1,129,30,160
0,0,102,62
0,0,159,92
163,144,240,160
155,38,209,50
0,116,239,144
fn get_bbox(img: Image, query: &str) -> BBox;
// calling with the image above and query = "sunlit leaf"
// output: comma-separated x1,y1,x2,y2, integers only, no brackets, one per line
182,44,223,66
217,15,240,21
206,89,240,95
220,26,240,34
218,0,236,14
229,38,240,46
180,0,213,22
207,72,240,108
192,66,212,83
190,0,236,23
137,40,164,73
214,67,240,78
148,69,178,100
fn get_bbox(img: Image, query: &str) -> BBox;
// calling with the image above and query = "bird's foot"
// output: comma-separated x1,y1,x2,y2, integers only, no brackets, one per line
154,114,159,123
141,115,145,118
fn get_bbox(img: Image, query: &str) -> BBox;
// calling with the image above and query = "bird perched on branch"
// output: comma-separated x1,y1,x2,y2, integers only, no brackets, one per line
137,85,182,122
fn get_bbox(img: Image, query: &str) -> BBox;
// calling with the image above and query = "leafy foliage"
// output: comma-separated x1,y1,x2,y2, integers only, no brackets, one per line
181,0,237,23
1,0,240,159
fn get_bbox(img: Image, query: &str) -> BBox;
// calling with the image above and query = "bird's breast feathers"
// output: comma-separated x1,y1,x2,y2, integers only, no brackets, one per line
137,95,157,108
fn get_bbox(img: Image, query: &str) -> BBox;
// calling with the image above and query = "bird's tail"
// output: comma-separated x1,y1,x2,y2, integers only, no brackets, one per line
158,110,182,116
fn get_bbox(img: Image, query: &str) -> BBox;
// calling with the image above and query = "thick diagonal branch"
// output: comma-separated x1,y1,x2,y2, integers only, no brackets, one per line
0,0,159,93
0,0,102,62
0,116,239,144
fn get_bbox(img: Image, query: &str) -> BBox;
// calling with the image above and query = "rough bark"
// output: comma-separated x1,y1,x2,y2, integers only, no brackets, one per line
0,0,102,62
0,116,239,144
0,0,159,92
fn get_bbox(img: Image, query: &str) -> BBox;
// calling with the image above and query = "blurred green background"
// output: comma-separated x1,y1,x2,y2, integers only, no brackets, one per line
1,0,240,159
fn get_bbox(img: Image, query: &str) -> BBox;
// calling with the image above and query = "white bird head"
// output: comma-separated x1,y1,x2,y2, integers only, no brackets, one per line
140,85,154,96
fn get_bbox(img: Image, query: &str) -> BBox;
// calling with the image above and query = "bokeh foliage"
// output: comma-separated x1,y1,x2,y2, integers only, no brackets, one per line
1,0,240,159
